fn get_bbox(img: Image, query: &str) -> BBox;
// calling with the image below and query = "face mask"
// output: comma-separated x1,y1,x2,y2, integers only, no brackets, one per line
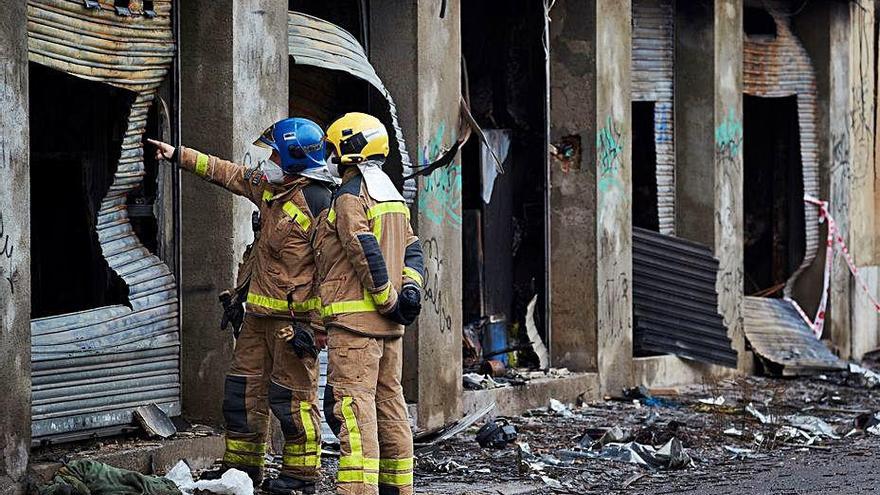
262,160,286,184
327,152,340,179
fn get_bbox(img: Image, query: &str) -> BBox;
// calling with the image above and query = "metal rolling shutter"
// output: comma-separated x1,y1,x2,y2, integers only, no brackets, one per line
632,227,738,367
632,0,675,235
28,0,178,443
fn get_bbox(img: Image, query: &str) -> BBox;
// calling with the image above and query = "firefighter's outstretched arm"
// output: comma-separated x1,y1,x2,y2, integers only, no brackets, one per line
334,193,399,314
148,138,263,204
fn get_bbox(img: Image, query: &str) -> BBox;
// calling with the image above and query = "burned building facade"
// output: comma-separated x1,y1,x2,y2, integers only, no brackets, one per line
2,0,880,490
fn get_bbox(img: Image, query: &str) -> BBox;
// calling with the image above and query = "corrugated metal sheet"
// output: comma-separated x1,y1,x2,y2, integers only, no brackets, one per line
288,12,416,203
743,7,819,296
27,0,177,442
744,297,845,375
632,0,675,235
632,227,738,367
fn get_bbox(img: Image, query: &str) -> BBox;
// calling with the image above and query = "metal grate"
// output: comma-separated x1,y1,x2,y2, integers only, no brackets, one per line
632,227,738,367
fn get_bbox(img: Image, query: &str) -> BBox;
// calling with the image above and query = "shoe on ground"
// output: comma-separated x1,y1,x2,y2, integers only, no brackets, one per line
263,474,317,494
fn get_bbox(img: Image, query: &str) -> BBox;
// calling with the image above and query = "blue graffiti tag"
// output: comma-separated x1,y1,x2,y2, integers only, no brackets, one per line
417,123,462,229
597,116,624,194
715,108,743,159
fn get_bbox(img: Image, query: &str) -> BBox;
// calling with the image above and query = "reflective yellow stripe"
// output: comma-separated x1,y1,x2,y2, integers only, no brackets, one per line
379,458,414,471
291,297,322,313
340,457,379,470
282,454,319,467
402,267,423,287
366,202,409,239
378,472,413,486
300,401,319,461
328,208,336,224
282,201,312,232
262,190,273,201
337,470,379,484
372,284,392,305
195,152,209,176
367,202,410,220
247,292,289,311
321,292,376,318
338,395,367,482
223,451,265,467
225,439,268,454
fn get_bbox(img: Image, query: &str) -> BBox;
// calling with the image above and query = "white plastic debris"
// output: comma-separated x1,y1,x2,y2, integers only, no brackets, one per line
699,396,726,406
723,427,744,437
786,415,840,439
549,398,574,418
849,363,880,388
165,460,254,495
868,424,880,436
745,403,777,424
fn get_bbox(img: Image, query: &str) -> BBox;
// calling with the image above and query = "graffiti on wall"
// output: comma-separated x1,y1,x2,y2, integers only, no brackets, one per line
597,115,626,225
715,108,743,162
418,123,462,229
422,236,453,334
0,211,14,295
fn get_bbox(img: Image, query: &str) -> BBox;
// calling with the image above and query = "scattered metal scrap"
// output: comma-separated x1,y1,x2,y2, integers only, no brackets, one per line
743,296,846,375
133,403,177,439
414,402,496,454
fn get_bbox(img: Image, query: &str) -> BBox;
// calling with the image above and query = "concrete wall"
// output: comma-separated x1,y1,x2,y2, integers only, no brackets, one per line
412,0,463,430
0,2,30,492
549,0,599,373
549,0,633,394
675,0,747,372
179,0,288,423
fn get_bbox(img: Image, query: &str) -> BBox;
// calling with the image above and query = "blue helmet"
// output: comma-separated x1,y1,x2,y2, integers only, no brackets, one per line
254,117,326,174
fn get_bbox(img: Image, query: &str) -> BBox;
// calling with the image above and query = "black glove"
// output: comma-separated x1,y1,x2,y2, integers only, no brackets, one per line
290,324,318,359
385,285,422,326
219,290,246,339
399,284,422,322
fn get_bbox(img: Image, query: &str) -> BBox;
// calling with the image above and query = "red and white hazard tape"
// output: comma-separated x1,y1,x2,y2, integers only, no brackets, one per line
784,195,880,339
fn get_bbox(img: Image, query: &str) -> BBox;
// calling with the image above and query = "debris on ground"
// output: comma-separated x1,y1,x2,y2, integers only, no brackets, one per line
134,404,177,439
848,363,880,388
166,461,253,495
35,460,182,495
475,419,518,449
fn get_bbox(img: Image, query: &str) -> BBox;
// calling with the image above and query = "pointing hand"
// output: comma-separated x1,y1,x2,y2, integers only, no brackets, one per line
147,138,175,161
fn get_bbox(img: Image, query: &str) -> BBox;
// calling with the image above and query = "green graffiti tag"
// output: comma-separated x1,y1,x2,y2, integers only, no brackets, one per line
715,108,742,159
597,116,624,194
417,123,462,229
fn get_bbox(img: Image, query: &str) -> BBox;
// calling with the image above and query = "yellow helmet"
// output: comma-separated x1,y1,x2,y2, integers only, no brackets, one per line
325,112,390,165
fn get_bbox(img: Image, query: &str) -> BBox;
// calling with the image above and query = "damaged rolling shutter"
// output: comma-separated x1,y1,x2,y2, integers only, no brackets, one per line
27,0,177,442
632,228,738,368
632,0,674,235
287,11,416,203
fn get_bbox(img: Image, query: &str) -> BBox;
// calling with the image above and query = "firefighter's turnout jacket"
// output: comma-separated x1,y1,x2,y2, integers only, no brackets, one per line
177,147,330,481
314,165,425,495
313,167,425,337
178,146,329,326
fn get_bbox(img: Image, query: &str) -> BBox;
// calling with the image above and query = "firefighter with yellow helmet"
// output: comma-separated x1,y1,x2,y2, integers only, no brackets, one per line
312,112,424,495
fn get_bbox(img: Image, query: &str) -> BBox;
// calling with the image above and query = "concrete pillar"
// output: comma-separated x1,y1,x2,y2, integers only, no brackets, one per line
675,0,747,371
179,1,288,423
829,2,876,360
0,2,30,492
549,0,633,394
371,0,462,430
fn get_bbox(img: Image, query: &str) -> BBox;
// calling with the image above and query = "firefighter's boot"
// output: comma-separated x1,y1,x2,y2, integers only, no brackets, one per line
264,474,317,495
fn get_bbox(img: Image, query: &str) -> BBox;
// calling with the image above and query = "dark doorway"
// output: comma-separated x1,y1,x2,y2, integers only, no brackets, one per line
461,0,548,371
743,94,806,297
632,101,659,231
29,64,134,318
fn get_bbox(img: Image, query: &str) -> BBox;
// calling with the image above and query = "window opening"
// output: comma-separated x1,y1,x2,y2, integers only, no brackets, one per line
632,101,660,232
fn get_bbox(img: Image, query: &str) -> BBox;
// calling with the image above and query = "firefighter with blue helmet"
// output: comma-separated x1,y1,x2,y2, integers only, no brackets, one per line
149,116,333,494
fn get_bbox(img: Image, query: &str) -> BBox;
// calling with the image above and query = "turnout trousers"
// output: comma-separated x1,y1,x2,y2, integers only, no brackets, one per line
223,314,322,481
325,327,413,495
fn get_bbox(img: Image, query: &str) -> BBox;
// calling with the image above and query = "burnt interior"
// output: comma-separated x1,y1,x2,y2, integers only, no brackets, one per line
743,94,806,297
744,7,777,38
632,101,660,232
461,0,548,370
29,64,134,318
129,101,161,255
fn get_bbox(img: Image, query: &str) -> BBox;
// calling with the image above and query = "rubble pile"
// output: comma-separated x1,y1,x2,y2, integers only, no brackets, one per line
416,372,880,494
